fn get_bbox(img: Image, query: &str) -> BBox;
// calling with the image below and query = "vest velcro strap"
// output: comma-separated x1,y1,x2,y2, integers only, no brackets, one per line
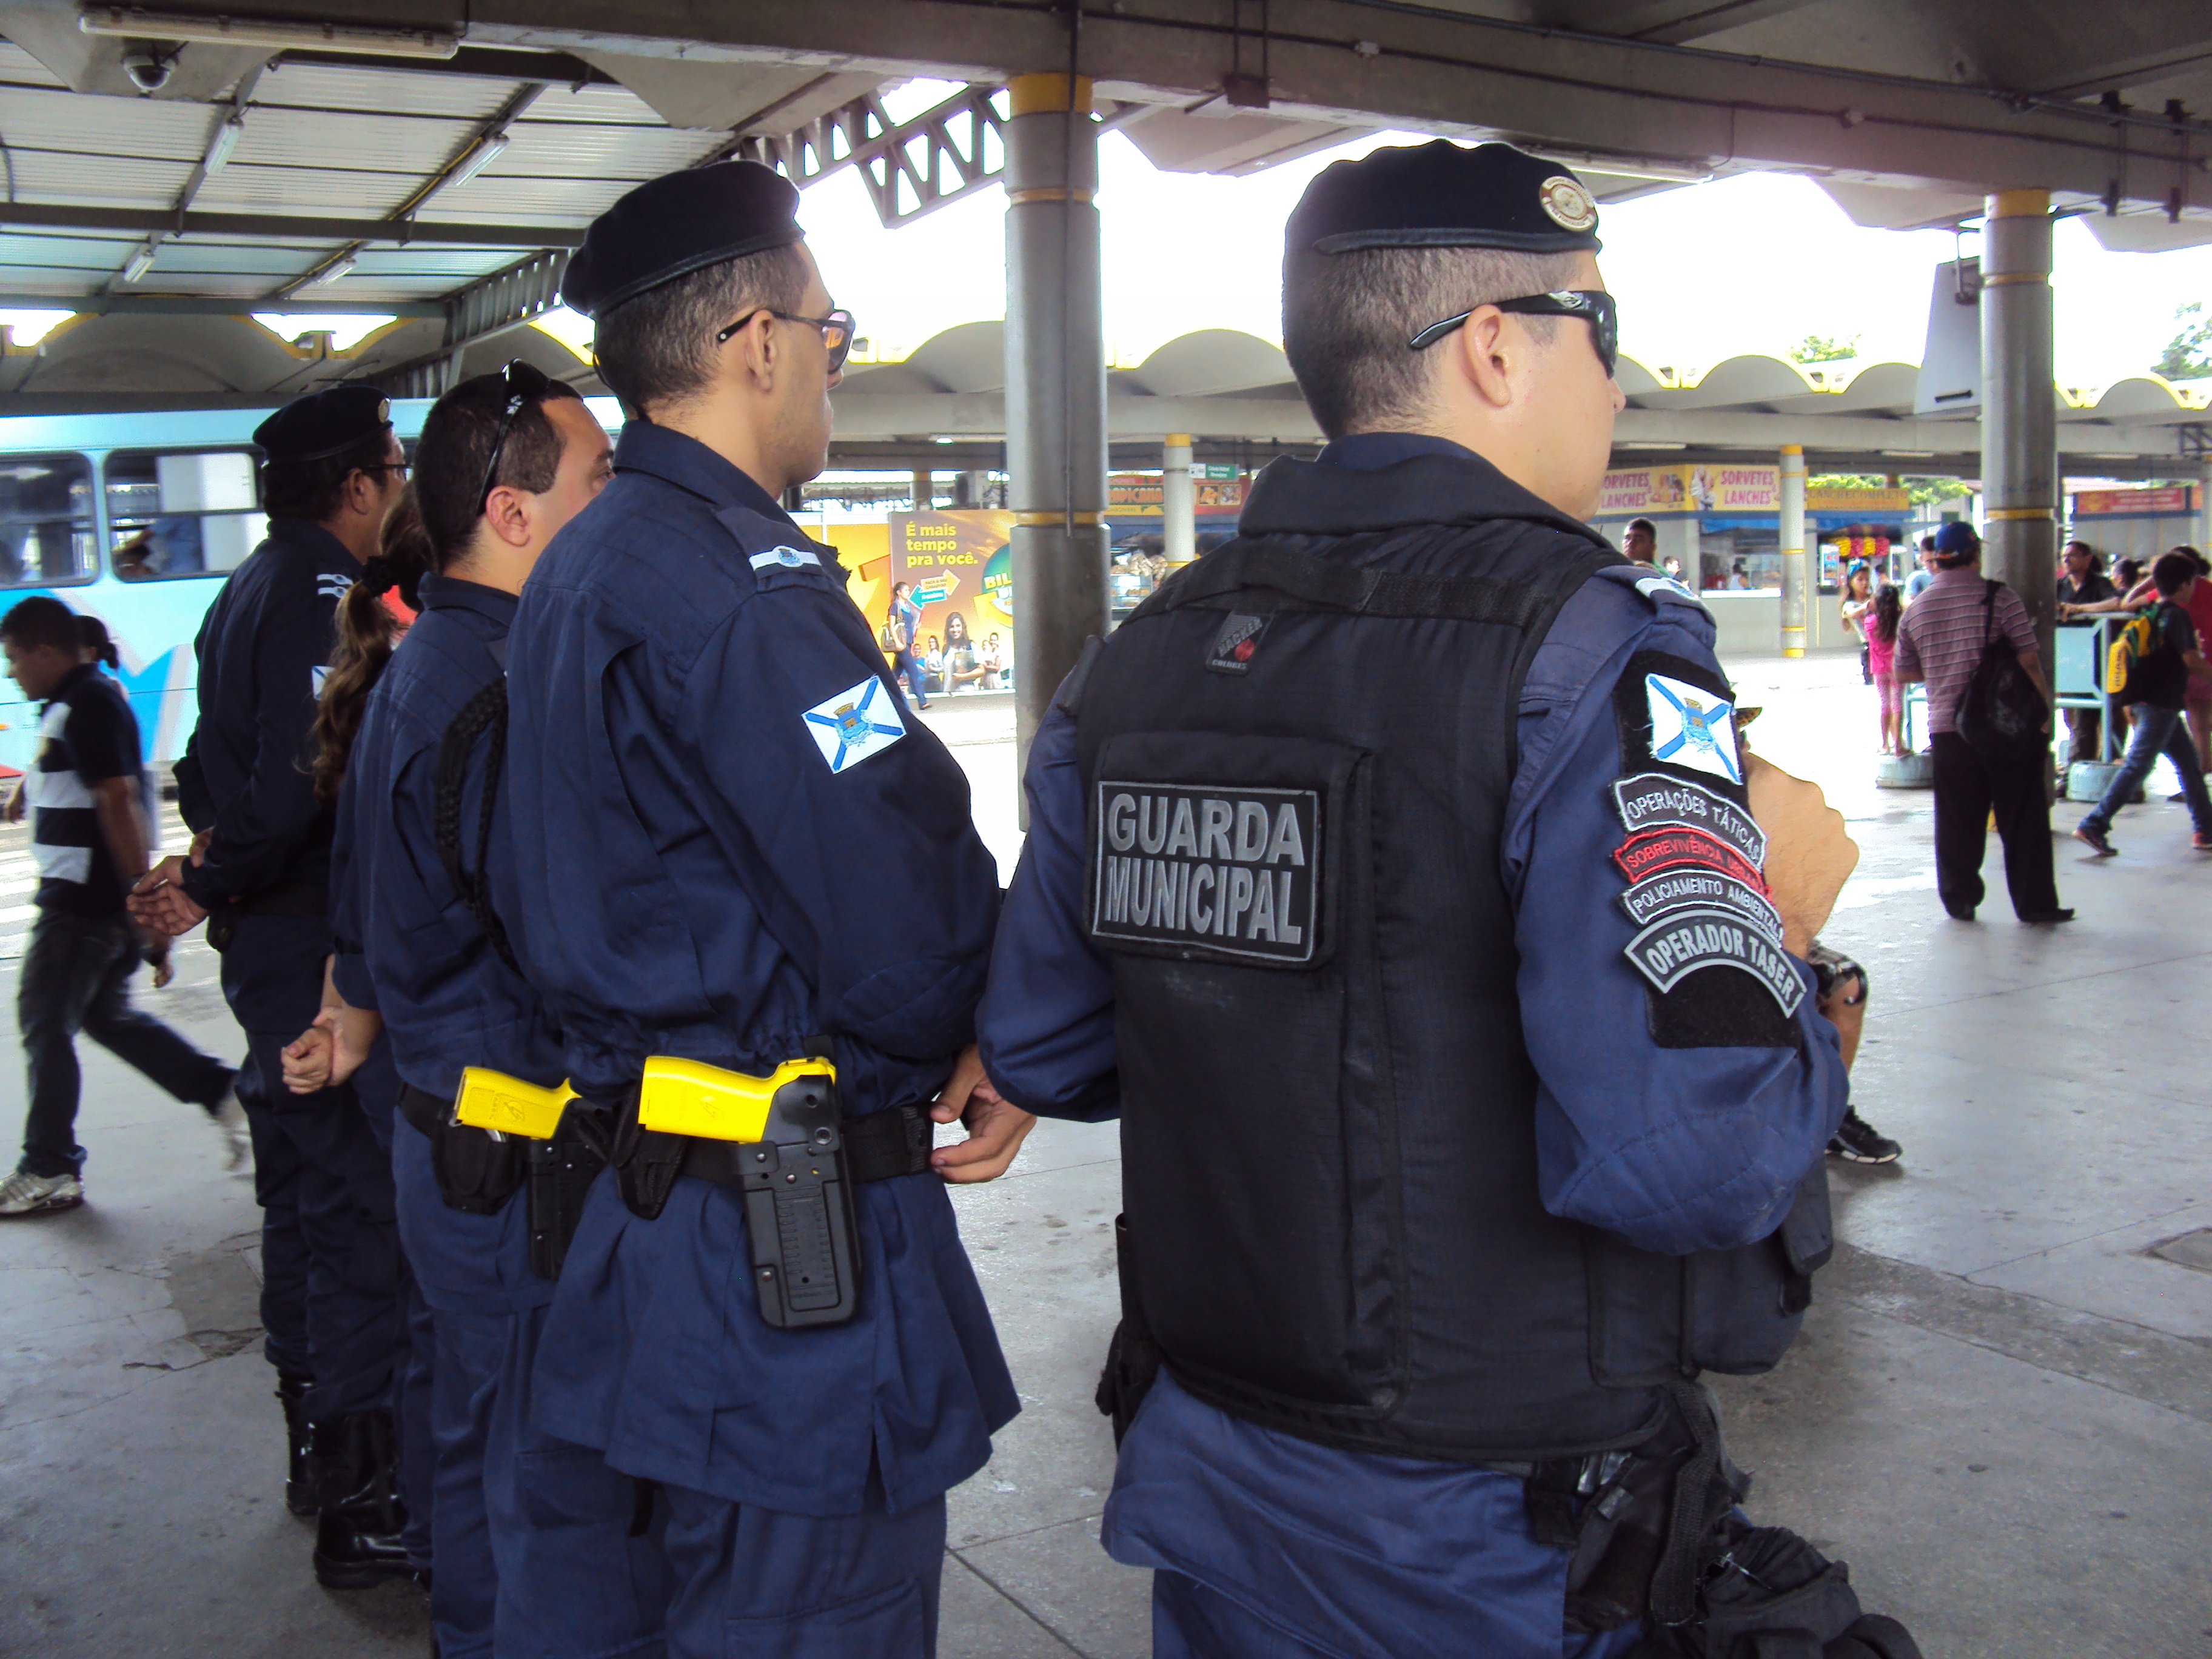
1138,540,1570,629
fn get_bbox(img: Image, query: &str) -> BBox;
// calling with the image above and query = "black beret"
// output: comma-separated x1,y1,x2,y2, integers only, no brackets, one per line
561,161,806,320
1287,140,1601,256
253,384,392,464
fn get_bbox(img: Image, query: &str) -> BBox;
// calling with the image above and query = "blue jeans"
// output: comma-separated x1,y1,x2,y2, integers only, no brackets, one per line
15,908,232,1178
2082,703,2212,836
891,648,928,707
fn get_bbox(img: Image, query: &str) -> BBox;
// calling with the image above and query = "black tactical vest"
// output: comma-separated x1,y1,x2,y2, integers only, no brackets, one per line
1072,460,1830,1463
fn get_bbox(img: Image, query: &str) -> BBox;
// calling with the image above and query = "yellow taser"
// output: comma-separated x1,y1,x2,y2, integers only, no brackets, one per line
637,1055,837,1142
454,1068,577,1139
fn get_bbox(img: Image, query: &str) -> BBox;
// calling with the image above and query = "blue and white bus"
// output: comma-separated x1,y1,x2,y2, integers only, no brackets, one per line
0,394,624,773
0,399,443,776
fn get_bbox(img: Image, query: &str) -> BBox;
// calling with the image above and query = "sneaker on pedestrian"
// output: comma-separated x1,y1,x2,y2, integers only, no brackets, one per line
207,1087,250,1171
0,1167,85,1216
2018,908,2076,924
1827,1112,1902,1165
2073,822,2115,856
2196,832,2212,851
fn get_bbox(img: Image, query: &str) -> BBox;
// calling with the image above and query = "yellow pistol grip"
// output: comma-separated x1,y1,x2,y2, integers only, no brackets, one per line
637,1056,837,1143
453,1068,576,1139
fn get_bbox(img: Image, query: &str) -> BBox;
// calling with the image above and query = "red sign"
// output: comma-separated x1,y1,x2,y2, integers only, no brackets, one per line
2073,485,2198,517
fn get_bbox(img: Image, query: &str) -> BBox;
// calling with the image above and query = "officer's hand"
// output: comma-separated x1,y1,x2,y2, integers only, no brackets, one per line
188,830,210,865
129,854,209,937
930,1045,1037,1184
281,1022,335,1094
1746,754,1857,959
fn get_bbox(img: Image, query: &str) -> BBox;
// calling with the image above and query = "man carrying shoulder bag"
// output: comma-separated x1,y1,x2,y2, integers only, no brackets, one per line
1894,521,2071,925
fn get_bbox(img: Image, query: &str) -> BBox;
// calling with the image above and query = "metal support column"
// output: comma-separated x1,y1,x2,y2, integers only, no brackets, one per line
1162,433,1196,567
1778,443,1806,657
1980,190,2058,696
1004,72,1108,788
911,468,931,511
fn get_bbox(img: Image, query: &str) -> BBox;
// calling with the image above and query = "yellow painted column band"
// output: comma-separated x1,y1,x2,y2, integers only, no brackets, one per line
1985,189,2050,220
1007,73,1093,116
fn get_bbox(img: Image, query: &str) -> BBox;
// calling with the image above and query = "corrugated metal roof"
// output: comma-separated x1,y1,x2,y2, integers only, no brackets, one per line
11,152,193,204
192,163,423,218
228,106,481,175
252,61,517,121
0,85,212,158
0,43,69,90
498,121,720,175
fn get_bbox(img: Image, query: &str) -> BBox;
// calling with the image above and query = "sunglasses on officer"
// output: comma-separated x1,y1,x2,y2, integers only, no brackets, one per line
714,307,857,374
1409,289,1619,381
475,358,552,516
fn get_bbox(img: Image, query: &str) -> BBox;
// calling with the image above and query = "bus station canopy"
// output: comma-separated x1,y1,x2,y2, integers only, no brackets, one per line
0,0,2207,409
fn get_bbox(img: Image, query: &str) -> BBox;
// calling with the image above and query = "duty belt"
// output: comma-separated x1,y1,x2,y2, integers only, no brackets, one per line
401,1079,605,1279
455,1056,936,1330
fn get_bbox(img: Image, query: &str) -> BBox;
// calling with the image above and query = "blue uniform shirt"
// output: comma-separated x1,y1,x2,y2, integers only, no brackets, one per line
977,432,1848,1642
500,420,1016,1517
176,516,358,908
329,573,564,1315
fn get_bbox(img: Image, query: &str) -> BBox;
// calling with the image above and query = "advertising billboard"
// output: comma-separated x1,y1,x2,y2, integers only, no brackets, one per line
888,510,1017,692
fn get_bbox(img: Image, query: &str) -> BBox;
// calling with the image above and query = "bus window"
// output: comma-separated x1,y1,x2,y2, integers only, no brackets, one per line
0,454,97,588
106,449,265,580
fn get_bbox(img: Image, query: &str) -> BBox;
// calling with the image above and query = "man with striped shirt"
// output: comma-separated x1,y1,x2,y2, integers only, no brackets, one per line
0,595,238,1217
1893,521,2071,923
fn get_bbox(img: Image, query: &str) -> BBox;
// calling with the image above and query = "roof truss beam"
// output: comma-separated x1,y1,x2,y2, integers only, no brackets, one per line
0,202,581,247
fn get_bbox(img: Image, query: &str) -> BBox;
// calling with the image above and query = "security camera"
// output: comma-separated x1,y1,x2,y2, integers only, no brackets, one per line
119,39,177,93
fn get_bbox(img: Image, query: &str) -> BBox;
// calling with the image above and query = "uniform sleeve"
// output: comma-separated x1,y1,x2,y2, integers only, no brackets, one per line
327,769,378,1012
976,700,1120,1120
1503,588,1848,1257
181,581,335,907
678,577,999,1059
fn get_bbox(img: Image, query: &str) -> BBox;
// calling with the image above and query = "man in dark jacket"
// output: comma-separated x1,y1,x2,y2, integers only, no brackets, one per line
130,385,413,1569
965,141,1871,1655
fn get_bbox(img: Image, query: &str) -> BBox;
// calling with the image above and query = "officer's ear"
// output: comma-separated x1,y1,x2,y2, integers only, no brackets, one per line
1449,305,1520,411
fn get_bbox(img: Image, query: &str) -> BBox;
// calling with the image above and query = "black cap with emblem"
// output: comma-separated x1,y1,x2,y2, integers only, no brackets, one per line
561,160,806,320
1287,139,1600,256
252,383,392,464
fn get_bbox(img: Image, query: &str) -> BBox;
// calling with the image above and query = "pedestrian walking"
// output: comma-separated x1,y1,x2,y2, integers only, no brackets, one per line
1893,521,2070,923
1867,584,1905,756
0,595,240,1217
2073,550,2212,856
886,579,930,708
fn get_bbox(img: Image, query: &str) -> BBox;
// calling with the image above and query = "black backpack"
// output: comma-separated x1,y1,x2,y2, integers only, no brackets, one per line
1955,579,2047,760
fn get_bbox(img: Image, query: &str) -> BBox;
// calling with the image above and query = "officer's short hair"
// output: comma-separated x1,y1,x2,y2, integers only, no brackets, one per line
592,242,813,415
260,432,397,522
1282,246,1585,439
413,371,583,565
0,594,78,654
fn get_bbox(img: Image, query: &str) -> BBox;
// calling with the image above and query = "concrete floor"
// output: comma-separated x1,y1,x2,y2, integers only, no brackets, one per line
2,661,2210,1657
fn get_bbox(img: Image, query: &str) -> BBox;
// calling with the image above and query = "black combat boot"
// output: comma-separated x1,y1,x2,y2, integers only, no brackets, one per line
277,1373,317,1515
312,1410,414,1589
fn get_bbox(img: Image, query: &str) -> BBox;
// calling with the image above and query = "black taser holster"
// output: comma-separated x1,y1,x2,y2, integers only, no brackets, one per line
731,1071,861,1329
525,1117,608,1281
400,1083,605,1280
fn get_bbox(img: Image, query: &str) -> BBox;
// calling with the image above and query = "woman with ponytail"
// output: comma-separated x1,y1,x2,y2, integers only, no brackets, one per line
312,489,434,802
274,363,654,1655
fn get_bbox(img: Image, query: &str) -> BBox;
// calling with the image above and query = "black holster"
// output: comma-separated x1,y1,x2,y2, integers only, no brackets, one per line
1095,1213,1165,1446
398,1084,526,1216
526,1118,608,1281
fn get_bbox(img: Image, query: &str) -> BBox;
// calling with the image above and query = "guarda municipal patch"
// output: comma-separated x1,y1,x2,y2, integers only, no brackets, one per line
1091,781,1316,964
1623,906,1803,1017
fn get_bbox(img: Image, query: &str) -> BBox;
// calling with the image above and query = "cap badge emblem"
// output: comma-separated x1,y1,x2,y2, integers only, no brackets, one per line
1538,175,1597,232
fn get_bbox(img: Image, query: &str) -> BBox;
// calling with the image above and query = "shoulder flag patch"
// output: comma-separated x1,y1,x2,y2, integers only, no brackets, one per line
751,546,822,572
310,665,329,697
1645,672,1740,785
802,675,905,773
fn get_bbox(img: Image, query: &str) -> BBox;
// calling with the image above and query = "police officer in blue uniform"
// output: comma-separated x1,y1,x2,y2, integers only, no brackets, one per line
971,143,1882,1657
496,163,1036,1654
132,386,412,1577
281,365,678,1655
